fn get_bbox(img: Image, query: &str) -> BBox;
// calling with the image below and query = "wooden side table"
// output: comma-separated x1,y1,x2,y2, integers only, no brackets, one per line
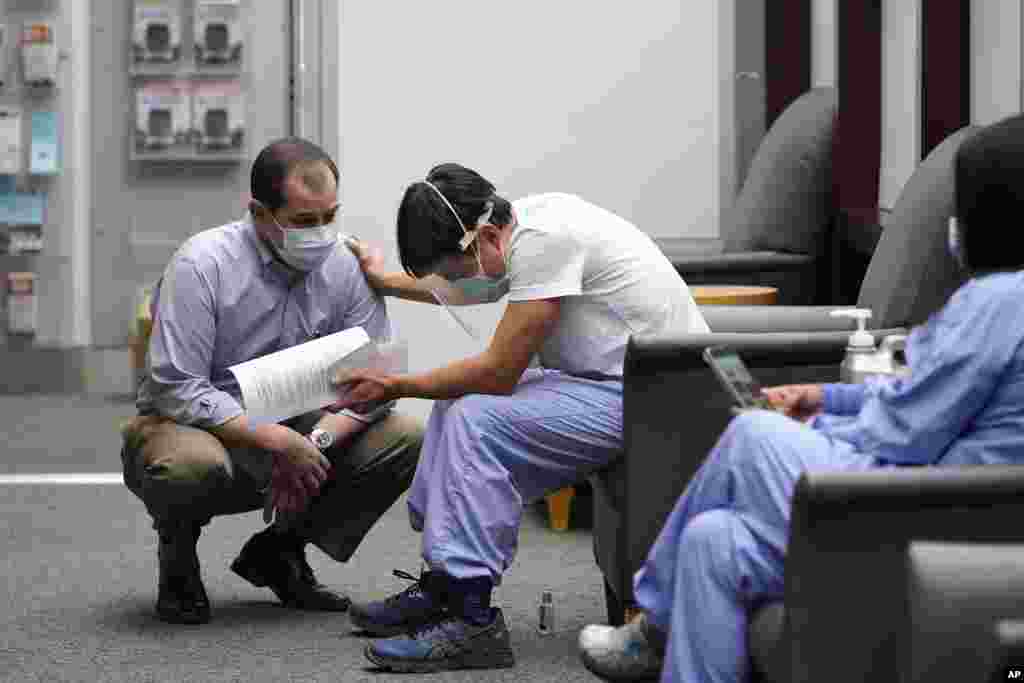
691,285,779,305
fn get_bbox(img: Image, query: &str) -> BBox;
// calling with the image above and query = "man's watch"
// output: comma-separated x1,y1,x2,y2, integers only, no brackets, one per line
308,428,335,451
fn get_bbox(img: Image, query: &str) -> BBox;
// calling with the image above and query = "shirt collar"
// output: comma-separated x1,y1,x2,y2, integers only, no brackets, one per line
242,212,285,276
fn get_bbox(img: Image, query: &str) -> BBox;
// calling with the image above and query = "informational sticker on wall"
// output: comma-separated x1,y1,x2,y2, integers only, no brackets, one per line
132,0,182,65
227,327,408,427
29,111,58,174
0,106,22,174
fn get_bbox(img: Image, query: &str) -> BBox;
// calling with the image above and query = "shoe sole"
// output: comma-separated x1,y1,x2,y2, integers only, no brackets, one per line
364,644,515,673
579,650,661,682
230,557,351,612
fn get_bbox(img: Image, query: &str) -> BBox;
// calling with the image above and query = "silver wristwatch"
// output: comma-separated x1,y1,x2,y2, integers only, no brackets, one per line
308,428,334,451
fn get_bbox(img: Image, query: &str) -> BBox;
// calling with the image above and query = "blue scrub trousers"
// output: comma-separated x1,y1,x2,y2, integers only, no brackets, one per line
406,368,623,582
632,410,878,683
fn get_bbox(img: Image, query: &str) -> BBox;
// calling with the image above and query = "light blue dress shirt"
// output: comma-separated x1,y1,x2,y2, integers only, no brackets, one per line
137,214,392,429
815,270,1024,466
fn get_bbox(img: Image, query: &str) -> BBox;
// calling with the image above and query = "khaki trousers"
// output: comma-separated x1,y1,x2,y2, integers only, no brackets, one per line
120,409,424,562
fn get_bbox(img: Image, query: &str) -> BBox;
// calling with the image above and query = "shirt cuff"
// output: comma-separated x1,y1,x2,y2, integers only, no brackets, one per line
822,383,866,416
186,391,244,429
337,400,395,425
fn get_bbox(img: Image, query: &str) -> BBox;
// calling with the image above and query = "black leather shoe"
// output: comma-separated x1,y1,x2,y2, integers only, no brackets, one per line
230,528,350,611
155,522,210,624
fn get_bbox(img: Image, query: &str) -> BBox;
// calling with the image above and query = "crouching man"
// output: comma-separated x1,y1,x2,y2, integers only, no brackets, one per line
120,137,423,624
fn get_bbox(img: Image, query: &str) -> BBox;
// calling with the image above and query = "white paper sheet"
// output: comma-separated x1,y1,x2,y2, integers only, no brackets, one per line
228,327,407,427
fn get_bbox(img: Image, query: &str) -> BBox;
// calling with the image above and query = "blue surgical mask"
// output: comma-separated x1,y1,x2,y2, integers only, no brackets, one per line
271,217,341,271
449,242,510,304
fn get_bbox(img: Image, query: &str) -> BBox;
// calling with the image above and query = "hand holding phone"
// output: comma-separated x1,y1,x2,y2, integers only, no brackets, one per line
702,346,774,411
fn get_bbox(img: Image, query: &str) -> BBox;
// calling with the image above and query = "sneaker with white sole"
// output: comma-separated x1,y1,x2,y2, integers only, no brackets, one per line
579,611,664,681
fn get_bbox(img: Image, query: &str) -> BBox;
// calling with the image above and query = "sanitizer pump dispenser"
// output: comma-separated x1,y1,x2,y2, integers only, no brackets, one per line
830,308,880,384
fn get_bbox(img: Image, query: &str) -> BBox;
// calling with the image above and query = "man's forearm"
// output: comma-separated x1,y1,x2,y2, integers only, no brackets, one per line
399,353,515,400
210,414,285,452
378,271,440,304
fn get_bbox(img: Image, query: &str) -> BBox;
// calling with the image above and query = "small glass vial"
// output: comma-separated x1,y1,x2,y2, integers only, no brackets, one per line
537,590,555,635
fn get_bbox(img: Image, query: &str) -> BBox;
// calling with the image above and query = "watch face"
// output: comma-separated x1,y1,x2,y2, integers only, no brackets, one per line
312,430,333,450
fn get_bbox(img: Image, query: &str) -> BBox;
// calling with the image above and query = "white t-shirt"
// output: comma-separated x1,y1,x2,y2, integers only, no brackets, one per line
508,193,709,376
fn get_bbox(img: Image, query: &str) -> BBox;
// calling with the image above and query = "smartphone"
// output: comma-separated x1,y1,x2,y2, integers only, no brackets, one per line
702,346,773,410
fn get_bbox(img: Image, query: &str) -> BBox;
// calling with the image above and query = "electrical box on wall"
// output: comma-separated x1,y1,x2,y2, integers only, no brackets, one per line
192,80,243,152
135,80,191,153
21,22,57,87
0,106,22,174
194,0,242,67
133,0,182,64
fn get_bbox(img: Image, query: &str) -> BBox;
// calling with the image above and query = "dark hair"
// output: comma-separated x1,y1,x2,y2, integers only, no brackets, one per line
955,115,1024,272
396,163,513,277
250,137,339,211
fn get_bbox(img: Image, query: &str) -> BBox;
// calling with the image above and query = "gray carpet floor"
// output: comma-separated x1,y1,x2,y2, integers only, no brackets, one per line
0,394,609,683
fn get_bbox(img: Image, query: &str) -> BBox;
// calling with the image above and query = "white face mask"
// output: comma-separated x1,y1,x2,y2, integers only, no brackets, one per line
268,214,341,271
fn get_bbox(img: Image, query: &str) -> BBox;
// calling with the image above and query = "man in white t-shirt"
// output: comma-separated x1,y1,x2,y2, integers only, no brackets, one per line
332,163,709,673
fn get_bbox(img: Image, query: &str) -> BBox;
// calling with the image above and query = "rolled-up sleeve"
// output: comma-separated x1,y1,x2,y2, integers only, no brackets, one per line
147,255,243,428
334,262,395,423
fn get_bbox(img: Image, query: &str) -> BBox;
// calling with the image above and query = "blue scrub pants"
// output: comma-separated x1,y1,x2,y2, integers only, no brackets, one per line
633,410,878,683
406,368,623,582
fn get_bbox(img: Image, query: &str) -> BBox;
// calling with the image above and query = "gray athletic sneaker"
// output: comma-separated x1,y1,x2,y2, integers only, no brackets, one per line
578,611,664,681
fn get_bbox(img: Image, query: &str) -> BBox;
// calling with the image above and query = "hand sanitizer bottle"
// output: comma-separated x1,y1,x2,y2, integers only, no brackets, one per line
537,591,555,635
830,309,878,384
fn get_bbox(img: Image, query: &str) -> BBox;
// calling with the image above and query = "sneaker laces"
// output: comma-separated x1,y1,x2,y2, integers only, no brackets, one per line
385,569,430,604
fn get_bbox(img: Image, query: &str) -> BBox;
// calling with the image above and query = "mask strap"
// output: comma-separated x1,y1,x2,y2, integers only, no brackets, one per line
422,180,495,251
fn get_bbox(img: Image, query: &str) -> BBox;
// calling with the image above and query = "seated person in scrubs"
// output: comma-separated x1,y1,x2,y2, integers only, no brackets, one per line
577,113,1024,683
333,162,710,672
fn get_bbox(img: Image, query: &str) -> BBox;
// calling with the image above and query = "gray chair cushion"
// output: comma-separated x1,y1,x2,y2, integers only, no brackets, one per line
749,602,787,683
724,87,837,255
857,126,979,329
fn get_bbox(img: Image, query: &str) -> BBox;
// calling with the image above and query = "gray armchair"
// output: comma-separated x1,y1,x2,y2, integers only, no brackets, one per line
750,472,1024,683
901,542,1024,683
589,121,982,634
658,87,837,305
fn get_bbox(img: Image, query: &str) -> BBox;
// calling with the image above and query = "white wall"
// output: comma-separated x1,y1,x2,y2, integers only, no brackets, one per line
811,0,837,88
879,0,922,210
335,1,736,418
971,0,1022,125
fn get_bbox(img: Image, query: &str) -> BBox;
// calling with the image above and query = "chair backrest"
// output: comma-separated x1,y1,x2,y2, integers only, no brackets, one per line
856,125,980,329
723,87,837,255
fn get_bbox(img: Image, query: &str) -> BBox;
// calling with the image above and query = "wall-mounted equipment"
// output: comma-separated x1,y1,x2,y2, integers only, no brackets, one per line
135,80,191,153
132,0,182,64
194,0,242,66
193,79,243,152
6,271,36,335
0,106,22,174
21,22,57,87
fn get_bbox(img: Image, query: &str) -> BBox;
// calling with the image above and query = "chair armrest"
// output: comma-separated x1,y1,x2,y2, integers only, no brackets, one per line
904,543,1024,683
700,304,908,334
783,466,1024,683
661,249,815,275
